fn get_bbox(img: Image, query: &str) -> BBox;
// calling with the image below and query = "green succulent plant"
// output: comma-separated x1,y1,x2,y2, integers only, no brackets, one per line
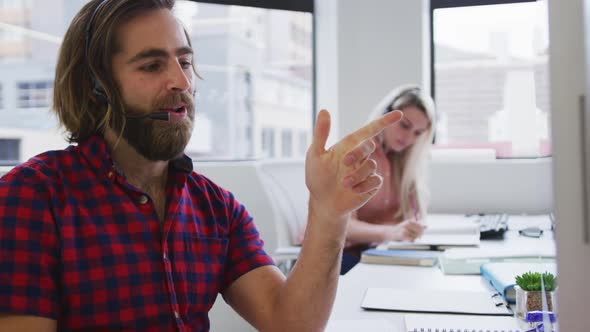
515,271,557,292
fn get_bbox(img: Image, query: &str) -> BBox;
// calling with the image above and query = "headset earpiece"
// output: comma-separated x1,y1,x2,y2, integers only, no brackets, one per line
91,76,108,105
389,86,421,112
86,0,110,105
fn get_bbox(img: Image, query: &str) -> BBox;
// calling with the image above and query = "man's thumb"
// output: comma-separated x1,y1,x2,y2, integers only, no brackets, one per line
311,109,331,154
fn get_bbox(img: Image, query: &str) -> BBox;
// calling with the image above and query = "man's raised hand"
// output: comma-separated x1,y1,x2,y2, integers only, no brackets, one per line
305,109,403,223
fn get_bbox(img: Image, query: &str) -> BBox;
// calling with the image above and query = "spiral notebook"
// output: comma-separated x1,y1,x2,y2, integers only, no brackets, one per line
325,319,395,332
404,314,522,332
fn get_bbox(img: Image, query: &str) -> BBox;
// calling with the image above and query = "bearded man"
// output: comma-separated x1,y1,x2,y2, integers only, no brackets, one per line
0,0,401,331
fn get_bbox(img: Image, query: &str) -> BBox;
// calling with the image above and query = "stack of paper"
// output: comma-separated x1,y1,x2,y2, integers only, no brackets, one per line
440,246,556,275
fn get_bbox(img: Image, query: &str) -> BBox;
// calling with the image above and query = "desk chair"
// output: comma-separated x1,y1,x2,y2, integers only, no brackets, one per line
195,160,307,273
257,159,307,273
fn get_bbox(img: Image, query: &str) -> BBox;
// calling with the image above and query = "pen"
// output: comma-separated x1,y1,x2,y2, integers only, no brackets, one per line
410,191,419,222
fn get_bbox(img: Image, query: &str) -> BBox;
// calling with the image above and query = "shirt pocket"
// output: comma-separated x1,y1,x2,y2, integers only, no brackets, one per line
180,235,228,312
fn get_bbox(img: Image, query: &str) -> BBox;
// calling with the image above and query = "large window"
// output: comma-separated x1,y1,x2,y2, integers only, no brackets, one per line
431,0,550,158
0,0,314,163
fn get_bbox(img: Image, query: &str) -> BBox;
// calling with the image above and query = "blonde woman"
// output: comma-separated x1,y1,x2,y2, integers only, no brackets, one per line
342,85,436,273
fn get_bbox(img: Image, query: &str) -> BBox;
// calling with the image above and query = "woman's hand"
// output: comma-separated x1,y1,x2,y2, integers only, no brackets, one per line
385,219,426,242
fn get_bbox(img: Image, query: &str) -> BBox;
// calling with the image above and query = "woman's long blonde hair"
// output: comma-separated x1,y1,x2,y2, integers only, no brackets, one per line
368,84,436,221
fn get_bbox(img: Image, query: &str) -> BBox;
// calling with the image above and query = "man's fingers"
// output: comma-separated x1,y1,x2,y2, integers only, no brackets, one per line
351,173,383,194
310,109,331,154
343,139,376,167
344,110,402,147
342,158,377,188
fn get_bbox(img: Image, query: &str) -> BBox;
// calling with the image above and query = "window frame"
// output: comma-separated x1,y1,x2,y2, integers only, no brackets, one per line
191,0,313,13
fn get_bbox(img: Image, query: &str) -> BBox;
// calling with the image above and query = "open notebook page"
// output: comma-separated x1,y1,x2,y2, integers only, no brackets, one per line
377,214,480,249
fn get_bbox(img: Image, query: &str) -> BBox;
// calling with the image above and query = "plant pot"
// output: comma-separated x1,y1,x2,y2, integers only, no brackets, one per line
514,285,556,318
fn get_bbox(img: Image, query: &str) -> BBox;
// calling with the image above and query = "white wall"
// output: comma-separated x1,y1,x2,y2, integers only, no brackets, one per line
315,0,340,146
335,0,426,137
316,0,427,144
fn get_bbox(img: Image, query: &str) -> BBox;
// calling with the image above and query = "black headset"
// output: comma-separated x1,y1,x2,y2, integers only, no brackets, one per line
85,0,110,105
388,86,421,112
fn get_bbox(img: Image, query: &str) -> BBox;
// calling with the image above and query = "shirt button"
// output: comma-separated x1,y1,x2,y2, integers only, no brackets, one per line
107,171,114,179
174,311,180,319
163,253,168,261
138,195,149,204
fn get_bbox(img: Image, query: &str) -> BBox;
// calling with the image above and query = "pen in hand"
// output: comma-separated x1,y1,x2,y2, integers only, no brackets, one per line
409,191,421,223
409,192,426,239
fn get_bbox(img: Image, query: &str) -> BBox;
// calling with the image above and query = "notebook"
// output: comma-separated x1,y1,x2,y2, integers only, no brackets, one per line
404,314,523,332
360,248,439,266
480,261,557,303
440,246,556,274
377,214,480,250
361,288,512,316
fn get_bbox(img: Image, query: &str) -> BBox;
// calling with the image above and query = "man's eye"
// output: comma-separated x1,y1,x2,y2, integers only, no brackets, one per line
180,61,193,69
141,63,161,72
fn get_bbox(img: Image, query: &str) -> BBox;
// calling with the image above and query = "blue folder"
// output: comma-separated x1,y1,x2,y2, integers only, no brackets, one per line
480,261,556,303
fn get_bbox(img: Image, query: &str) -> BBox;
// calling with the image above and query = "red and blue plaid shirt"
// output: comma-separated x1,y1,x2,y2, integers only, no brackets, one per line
0,135,274,331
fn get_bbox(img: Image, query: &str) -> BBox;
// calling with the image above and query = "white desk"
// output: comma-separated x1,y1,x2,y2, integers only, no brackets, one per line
328,215,556,331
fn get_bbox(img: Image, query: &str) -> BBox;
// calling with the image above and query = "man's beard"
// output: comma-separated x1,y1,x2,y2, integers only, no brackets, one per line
113,92,195,161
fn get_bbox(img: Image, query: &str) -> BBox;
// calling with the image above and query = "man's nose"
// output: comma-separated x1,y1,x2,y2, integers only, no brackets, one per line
167,61,191,93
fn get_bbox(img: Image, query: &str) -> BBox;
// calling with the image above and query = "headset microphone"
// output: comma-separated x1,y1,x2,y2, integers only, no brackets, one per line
126,112,170,121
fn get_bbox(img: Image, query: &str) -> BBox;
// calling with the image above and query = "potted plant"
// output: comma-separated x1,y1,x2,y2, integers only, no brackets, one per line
514,271,557,318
